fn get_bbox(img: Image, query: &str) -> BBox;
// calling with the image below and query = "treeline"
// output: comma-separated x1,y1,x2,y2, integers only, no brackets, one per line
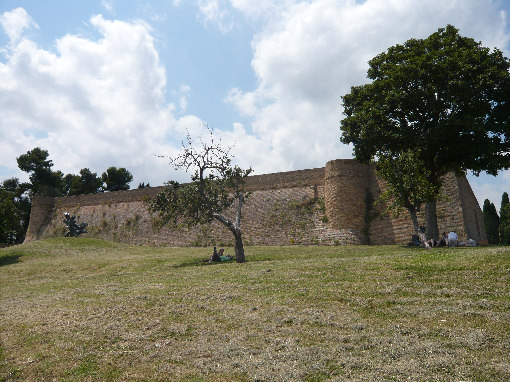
0,147,136,245
483,193,510,245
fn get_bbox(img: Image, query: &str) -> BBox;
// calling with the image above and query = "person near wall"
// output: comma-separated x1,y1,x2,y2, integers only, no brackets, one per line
438,232,447,247
447,231,458,247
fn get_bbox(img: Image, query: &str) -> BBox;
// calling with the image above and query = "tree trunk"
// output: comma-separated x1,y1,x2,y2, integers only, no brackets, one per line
233,194,245,263
409,208,420,234
234,230,245,263
409,207,429,248
425,201,439,240
212,211,246,263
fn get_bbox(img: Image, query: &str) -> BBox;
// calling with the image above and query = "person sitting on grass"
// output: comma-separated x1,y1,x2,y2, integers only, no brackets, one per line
447,231,458,247
218,248,233,261
437,232,447,247
210,246,221,262
426,238,437,248
202,247,233,263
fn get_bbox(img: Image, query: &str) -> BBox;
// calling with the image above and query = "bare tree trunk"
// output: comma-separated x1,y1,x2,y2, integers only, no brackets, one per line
425,201,439,240
233,194,245,263
409,208,420,233
212,204,246,263
234,230,245,263
409,207,430,248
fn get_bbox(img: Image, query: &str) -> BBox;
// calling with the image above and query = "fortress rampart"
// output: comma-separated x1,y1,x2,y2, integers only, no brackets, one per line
25,159,487,246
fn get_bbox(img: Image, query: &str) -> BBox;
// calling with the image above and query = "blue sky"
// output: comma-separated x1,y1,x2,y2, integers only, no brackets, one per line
1,0,510,210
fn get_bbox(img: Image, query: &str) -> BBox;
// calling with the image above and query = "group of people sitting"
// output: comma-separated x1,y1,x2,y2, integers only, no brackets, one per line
425,231,477,248
202,246,234,263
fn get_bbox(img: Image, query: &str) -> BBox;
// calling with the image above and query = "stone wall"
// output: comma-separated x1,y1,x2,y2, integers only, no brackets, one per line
324,160,371,243
24,197,55,242
25,159,487,246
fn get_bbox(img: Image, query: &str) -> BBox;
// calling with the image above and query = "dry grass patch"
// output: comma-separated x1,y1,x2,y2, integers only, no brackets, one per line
1,239,509,381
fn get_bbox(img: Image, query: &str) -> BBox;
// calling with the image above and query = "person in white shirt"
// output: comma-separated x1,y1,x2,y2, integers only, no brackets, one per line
447,231,458,247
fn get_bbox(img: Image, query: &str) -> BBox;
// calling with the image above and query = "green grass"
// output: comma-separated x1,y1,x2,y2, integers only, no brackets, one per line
1,238,510,381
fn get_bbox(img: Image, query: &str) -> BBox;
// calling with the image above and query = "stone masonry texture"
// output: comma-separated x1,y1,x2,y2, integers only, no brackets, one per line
25,159,487,246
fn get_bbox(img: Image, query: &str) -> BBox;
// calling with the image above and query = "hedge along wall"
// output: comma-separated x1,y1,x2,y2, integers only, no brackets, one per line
25,159,487,247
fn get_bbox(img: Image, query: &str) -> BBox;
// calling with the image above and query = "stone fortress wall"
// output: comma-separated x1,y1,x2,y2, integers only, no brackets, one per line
25,159,487,247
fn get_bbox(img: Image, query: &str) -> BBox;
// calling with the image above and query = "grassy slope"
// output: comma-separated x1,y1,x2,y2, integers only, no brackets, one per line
0,239,509,381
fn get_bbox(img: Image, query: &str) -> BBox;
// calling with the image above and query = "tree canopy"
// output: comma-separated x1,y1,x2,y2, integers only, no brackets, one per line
0,178,31,244
102,167,133,192
17,147,64,196
65,168,103,196
341,25,510,239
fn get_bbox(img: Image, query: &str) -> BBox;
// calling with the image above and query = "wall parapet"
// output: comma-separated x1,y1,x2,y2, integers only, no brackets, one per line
243,167,325,191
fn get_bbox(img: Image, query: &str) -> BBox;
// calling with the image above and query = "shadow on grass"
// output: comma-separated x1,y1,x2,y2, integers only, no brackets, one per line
172,256,275,268
172,258,235,268
400,245,424,250
0,254,22,267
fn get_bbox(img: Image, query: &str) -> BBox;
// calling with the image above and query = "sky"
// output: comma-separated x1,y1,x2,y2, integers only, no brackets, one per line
1,0,510,209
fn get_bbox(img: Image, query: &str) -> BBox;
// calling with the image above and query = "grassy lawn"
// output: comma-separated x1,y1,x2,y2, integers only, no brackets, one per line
1,238,509,381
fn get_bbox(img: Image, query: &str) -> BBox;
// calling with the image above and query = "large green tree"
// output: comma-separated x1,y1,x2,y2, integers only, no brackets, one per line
483,199,500,244
341,25,510,240
64,168,103,196
17,147,64,196
0,178,31,244
150,130,252,263
0,189,18,243
102,167,133,192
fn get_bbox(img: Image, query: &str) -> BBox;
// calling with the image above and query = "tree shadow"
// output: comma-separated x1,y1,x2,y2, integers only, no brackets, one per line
0,254,22,267
172,257,235,268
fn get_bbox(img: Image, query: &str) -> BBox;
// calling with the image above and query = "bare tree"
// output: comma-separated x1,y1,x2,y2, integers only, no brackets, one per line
150,128,252,262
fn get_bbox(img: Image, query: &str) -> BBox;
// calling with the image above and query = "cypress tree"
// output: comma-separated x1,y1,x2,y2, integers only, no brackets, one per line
483,199,499,244
500,193,510,244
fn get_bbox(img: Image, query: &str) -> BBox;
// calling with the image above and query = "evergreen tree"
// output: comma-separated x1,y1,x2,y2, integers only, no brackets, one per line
63,174,81,196
0,178,31,244
16,147,64,196
102,167,133,192
483,199,499,244
71,168,103,195
500,192,510,244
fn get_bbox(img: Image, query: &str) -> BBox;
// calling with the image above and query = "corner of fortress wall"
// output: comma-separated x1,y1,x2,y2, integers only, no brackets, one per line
24,159,487,246
24,196,55,242
324,159,371,243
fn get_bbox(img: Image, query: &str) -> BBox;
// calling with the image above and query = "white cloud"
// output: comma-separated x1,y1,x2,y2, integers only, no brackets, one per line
193,0,289,32
197,0,234,32
0,7,38,44
178,84,191,112
101,1,114,14
229,0,289,20
0,9,198,186
225,87,259,117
